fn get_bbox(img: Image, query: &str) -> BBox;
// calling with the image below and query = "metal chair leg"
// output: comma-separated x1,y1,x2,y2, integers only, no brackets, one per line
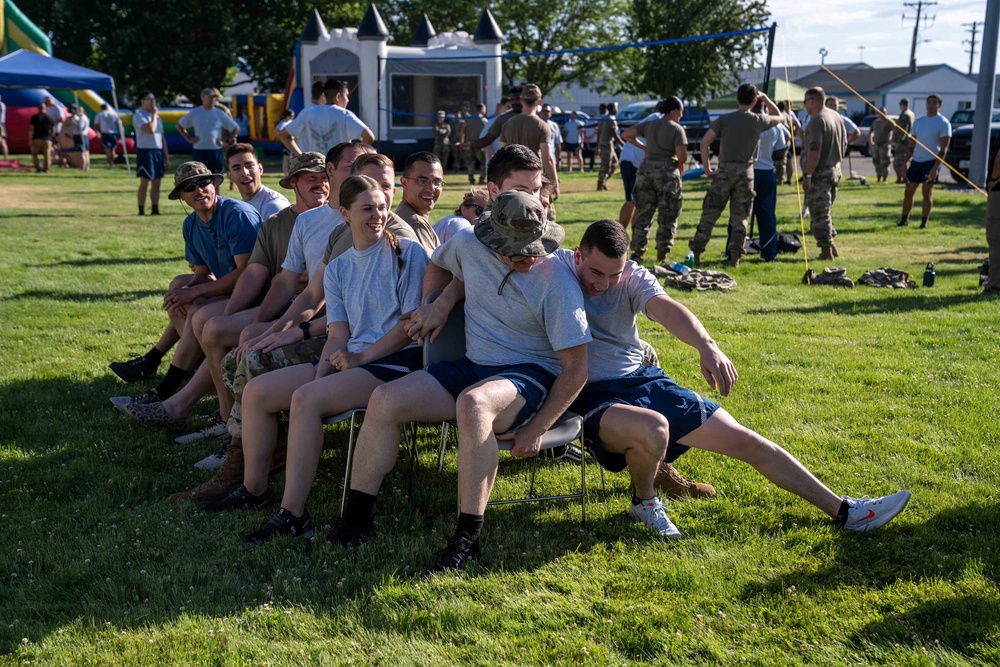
437,422,450,471
340,411,359,516
528,455,538,497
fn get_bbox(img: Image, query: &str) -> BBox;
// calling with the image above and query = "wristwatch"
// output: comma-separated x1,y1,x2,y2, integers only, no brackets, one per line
298,321,312,340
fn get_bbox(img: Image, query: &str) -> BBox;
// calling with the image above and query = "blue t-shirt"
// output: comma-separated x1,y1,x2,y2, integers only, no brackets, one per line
182,197,262,278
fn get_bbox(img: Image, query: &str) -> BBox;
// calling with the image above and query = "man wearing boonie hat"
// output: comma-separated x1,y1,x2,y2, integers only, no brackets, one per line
109,161,261,425
332,152,591,573
176,87,239,174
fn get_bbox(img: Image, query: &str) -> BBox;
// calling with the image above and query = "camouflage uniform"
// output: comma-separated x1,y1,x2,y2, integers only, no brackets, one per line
221,335,328,437
631,161,683,257
870,117,893,180
892,109,915,180
449,116,465,172
805,165,841,248
596,115,620,188
689,165,755,259
432,118,450,167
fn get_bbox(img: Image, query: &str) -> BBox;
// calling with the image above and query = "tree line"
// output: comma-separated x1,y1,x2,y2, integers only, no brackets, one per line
18,0,769,106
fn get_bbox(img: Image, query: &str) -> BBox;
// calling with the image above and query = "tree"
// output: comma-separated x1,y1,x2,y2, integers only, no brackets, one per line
627,0,770,104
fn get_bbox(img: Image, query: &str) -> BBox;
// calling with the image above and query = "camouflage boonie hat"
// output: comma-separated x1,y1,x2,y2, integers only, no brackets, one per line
279,152,327,189
474,191,564,257
168,161,224,200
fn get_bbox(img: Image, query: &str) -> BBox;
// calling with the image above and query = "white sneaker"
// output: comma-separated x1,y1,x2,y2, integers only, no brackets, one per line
841,490,911,532
175,415,228,444
194,442,229,471
628,497,681,539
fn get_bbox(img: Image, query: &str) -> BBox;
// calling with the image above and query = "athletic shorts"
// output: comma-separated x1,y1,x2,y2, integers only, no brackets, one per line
192,148,224,175
136,148,165,180
620,160,638,202
100,132,118,150
359,347,423,383
426,356,556,431
72,134,85,150
906,159,938,184
564,142,580,153
570,365,720,472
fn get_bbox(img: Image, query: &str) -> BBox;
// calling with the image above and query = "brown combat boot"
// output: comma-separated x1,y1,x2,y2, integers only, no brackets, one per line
831,242,840,258
169,437,245,502
654,463,717,500
818,246,835,261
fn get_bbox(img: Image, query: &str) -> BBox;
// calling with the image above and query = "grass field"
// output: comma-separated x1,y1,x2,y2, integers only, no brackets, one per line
1,156,998,666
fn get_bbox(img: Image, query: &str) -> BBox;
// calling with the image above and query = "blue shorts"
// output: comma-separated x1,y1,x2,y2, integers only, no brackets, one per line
136,148,165,180
100,132,118,150
192,148,224,175
906,159,938,184
426,356,556,431
620,160,638,202
570,366,720,472
360,347,423,383
564,142,580,153
72,135,85,150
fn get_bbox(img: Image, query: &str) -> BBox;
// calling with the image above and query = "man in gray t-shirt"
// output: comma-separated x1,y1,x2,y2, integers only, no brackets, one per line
335,152,591,572
689,84,783,267
564,220,912,537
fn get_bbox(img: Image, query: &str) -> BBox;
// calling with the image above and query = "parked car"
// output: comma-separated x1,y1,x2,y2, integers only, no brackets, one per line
949,109,1000,126
945,121,1000,181
616,101,659,128
849,114,898,157
679,109,720,163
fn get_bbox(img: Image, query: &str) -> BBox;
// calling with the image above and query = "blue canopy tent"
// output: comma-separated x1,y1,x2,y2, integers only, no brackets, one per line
0,49,130,176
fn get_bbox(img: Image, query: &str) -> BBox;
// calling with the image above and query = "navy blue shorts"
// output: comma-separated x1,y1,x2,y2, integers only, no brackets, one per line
620,160,638,202
192,148,224,175
570,366,720,472
906,159,938,184
426,356,556,431
564,142,580,153
360,347,423,383
72,134,85,150
100,132,118,150
136,148,165,180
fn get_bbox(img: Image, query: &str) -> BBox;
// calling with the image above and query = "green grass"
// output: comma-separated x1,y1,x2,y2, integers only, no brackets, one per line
1,157,999,666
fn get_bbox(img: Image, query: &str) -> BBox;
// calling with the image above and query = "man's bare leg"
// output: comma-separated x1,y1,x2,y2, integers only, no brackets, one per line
593,405,668,499
198,309,258,420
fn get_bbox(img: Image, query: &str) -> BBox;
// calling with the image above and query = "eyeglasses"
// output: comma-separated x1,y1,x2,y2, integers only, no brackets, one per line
409,177,444,189
462,202,485,216
182,177,214,193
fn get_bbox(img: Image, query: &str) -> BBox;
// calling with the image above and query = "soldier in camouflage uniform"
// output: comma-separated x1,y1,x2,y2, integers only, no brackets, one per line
622,97,689,263
449,110,465,173
870,107,894,183
893,99,915,184
462,104,488,185
802,86,847,259
689,84,783,267
432,110,450,168
596,103,621,190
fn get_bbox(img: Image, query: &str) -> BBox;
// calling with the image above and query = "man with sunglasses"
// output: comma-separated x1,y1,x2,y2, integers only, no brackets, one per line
332,145,591,573
433,188,489,243
109,162,261,412
396,152,443,250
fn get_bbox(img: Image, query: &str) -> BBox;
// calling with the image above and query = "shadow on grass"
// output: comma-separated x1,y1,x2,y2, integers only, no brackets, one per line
0,289,163,303
765,291,986,316
25,256,183,269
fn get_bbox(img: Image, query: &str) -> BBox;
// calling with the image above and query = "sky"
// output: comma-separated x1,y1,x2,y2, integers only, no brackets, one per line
766,0,995,75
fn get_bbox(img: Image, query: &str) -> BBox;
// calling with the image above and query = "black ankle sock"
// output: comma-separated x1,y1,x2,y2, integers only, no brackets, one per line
151,205,160,215
833,499,850,527
146,347,165,365
456,512,484,541
343,489,378,528
632,494,653,506
155,364,189,398
138,205,145,216
921,216,928,227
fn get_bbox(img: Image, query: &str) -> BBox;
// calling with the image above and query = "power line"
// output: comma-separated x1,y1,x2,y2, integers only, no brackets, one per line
902,1,937,73
964,21,981,76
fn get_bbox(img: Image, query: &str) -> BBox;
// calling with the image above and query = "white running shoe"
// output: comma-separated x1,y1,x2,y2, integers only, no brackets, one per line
627,497,682,539
175,415,228,444
841,490,911,532
193,442,229,471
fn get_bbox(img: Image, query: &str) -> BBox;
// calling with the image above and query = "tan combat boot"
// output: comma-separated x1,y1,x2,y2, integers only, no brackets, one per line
169,437,244,503
818,246,835,261
654,463,717,500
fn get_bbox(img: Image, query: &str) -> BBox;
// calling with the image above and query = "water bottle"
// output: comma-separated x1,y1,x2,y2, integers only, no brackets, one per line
683,251,696,269
981,260,990,287
922,262,936,288
669,262,691,275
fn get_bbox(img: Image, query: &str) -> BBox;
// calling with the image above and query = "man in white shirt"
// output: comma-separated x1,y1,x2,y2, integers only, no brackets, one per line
278,79,374,155
562,110,585,173
224,143,290,221
177,88,239,174
899,94,951,229
133,91,171,215
94,103,122,168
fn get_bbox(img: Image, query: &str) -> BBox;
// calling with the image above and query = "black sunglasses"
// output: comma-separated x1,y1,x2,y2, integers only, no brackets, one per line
182,177,214,193
463,202,485,216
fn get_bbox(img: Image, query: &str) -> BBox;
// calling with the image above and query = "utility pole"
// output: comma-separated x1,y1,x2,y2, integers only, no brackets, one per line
969,0,999,188
858,45,865,62
902,1,937,73
963,21,980,76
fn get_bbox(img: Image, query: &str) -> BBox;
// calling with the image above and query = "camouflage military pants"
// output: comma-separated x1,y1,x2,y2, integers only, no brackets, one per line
221,334,328,437
466,147,485,182
772,152,787,186
892,140,908,179
689,165,754,259
805,166,841,249
434,141,450,169
450,143,465,171
631,161,683,257
872,145,891,179
985,190,1000,292
597,142,619,186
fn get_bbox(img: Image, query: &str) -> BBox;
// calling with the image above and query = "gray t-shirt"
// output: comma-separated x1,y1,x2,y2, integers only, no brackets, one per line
711,109,773,164
431,228,591,375
282,203,344,279
177,106,239,151
323,212,419,263
324,235,428,353
553,249,662,382
247,185,291,221
433,214,473,244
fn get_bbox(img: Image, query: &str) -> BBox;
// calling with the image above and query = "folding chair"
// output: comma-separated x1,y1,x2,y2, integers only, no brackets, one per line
423,292,594,522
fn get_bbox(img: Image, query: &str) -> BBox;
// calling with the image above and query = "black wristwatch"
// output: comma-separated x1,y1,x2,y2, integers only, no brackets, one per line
298,321,312,340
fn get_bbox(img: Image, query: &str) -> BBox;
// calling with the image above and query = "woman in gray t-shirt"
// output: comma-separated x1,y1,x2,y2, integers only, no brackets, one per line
210,176,429,542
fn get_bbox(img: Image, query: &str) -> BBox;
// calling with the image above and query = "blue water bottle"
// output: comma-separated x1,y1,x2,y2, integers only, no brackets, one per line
669,262,691,275
922,262,936,288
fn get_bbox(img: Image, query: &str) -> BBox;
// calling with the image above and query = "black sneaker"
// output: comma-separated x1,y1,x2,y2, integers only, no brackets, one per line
544,444,583,463
428,532,480,574
202,485,273,513
244,508,314,544
109,355,160,383
326,520,373,547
